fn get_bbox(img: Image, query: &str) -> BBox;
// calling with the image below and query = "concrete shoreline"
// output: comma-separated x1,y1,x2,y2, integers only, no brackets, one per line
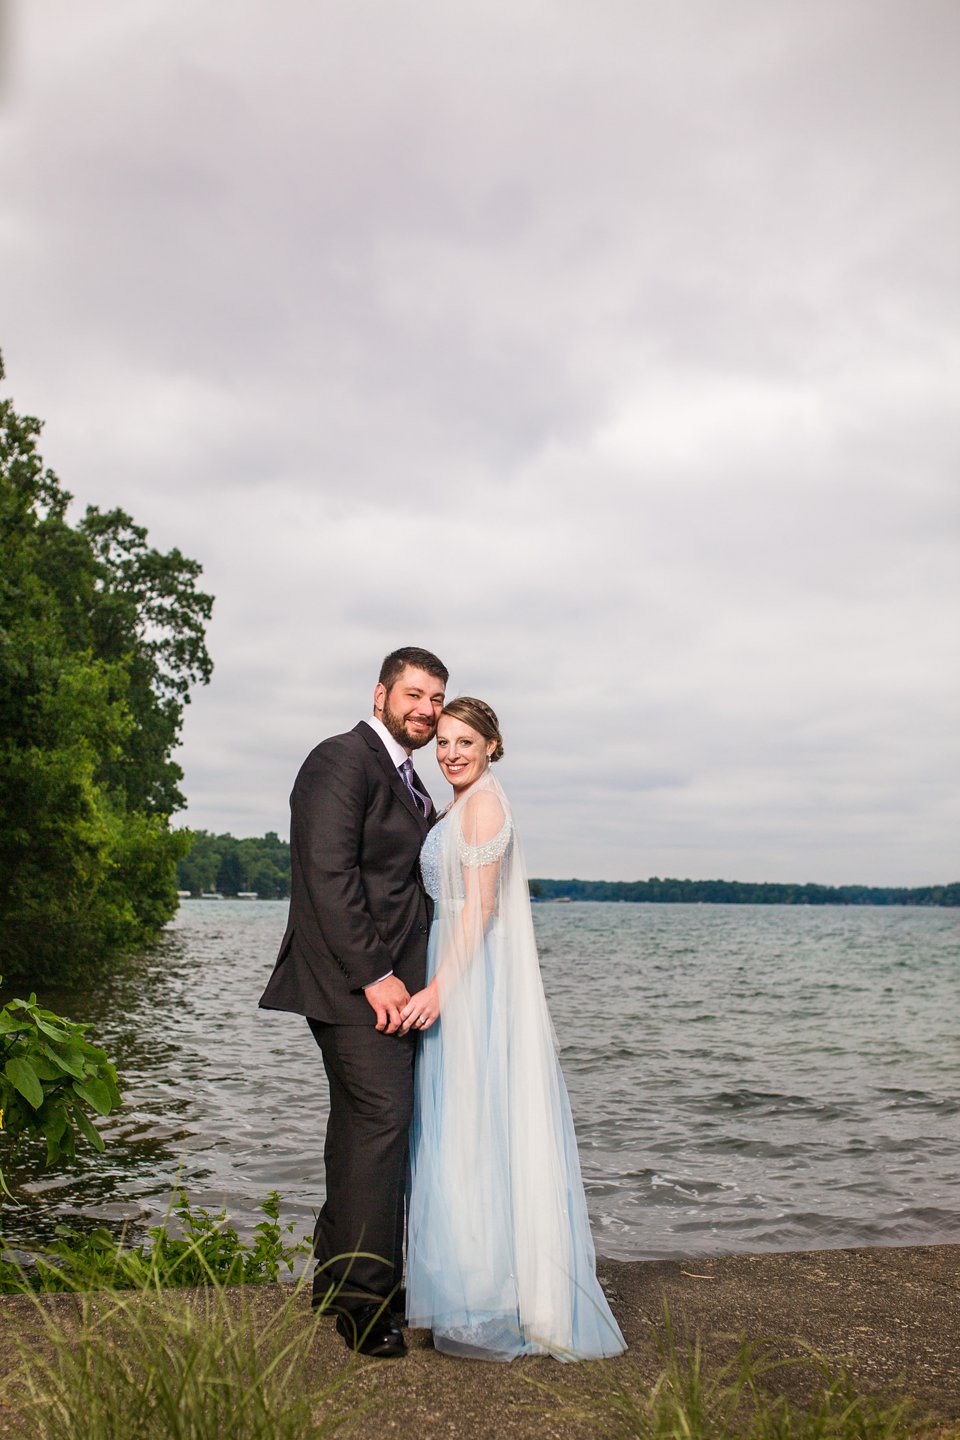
0,1242,957,1436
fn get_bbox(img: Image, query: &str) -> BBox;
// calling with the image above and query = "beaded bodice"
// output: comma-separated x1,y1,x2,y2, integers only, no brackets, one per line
420,810,513,902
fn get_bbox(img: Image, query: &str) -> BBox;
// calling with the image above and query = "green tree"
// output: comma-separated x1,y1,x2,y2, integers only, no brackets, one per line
77,506,212,815
176,832,222,895
176,832,291,899
0,354,213,982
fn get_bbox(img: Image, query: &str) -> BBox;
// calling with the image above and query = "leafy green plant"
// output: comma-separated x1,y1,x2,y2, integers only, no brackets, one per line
0,1190,310,1294
0,981,121,1196
145,1188,309,1287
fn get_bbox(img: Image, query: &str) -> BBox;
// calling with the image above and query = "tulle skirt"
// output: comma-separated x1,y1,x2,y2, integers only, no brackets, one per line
405,922,626,1362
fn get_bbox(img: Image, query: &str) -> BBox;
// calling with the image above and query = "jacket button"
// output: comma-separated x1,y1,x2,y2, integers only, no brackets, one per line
419,924,427,933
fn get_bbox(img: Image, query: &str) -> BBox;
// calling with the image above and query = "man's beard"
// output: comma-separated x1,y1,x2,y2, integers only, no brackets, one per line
381,697,435,751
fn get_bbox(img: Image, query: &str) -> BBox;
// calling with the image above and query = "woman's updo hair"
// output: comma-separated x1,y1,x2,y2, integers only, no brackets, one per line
441,696,505,763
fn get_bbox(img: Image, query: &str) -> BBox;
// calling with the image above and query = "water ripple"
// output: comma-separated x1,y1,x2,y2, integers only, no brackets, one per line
2,900,958,1260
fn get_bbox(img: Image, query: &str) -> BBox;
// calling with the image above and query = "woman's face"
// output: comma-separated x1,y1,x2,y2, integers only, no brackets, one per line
436,715,494,792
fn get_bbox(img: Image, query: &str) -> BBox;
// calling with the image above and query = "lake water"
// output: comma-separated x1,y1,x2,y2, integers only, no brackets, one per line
4,901,959,1260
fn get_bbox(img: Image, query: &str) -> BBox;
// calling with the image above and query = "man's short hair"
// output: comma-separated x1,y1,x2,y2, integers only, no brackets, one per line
379,647,449,692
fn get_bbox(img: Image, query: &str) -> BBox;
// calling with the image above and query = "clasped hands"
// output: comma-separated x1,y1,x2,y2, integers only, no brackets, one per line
363,974,439,1035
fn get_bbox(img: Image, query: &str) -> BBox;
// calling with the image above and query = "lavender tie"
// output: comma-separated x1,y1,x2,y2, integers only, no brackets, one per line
399,758,432,818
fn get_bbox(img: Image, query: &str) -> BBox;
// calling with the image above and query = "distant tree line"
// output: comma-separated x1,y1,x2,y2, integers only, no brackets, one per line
175,828,959,907
528,877,960,906
177,832,291,899
1,355,213,985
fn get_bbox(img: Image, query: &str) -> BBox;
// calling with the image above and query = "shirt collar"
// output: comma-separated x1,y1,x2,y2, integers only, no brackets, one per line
366,714,410,770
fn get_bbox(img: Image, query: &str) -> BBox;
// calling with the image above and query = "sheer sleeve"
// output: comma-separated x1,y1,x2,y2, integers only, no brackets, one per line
449,789,510,952
429,783,511,1000
457,807,512,868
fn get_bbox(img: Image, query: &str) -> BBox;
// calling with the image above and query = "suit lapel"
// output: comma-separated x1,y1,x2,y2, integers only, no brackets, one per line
356,721,430,833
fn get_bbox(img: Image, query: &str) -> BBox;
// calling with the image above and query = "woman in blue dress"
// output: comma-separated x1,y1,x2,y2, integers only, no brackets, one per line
399,697,626,1362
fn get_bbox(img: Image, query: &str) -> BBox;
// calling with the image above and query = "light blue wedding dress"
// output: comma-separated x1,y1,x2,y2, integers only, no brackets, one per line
405,777,626,1362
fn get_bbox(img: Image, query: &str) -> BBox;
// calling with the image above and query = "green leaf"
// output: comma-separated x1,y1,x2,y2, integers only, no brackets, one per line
39,1042,85,1078
4,1057,43,1109
0,1013,31,1035
42,1110,68,1145
62,1047,89,1077
24,1054,62,1082
43,1110,69,1165
71,1078,113,1115
72,1106,105,1153
31,1014,69,1042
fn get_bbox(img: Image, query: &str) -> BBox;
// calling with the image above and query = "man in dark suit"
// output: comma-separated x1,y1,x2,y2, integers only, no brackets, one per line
259,646,448,1357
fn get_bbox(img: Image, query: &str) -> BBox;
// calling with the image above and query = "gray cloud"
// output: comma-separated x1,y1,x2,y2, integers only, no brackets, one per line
2,0,958,884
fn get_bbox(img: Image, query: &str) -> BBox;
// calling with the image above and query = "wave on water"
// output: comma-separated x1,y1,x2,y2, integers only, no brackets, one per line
3,900,958,1260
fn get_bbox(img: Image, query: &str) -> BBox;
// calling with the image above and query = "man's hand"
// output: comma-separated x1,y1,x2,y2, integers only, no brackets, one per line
363,975,411,1034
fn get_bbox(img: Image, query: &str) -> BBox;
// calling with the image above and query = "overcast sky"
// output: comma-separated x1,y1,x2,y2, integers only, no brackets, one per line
2,1,958,885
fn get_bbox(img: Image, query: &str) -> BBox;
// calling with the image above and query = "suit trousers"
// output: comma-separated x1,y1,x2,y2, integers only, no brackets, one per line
308,1018,416,1310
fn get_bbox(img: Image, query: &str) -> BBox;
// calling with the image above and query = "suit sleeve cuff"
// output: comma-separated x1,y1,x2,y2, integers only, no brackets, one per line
362,970,394,990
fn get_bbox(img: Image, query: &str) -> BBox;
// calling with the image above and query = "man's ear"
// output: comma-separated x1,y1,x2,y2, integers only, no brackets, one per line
373,682,386,716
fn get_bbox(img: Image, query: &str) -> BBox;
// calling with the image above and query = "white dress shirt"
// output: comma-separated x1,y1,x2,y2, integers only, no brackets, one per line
363,714,413,988
365,713,410,770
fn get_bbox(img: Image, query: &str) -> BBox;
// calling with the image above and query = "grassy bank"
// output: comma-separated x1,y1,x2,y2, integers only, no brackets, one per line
0,1211,956,1439
3,1283,355,1440
0,1283,947,1440
534,1317,937,1440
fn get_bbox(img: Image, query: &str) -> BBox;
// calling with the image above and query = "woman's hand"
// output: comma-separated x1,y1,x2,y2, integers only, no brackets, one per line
399,980,440,1035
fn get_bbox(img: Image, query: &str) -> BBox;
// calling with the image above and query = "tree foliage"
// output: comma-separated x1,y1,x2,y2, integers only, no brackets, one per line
175,827,960,909
0,354,213,982
177,832,290,899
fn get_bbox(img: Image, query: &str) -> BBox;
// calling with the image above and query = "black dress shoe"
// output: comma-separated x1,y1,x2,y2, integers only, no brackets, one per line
335,1303,407,1358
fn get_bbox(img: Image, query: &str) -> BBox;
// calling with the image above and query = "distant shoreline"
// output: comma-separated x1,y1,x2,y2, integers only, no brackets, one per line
177,832,959,907
530,877,959,906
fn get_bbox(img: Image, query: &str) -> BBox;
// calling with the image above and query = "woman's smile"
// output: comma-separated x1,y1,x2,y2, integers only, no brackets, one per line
435,715,494,792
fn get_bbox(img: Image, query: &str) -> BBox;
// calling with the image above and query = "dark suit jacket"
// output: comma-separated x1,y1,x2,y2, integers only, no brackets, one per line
259,721,434,1024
